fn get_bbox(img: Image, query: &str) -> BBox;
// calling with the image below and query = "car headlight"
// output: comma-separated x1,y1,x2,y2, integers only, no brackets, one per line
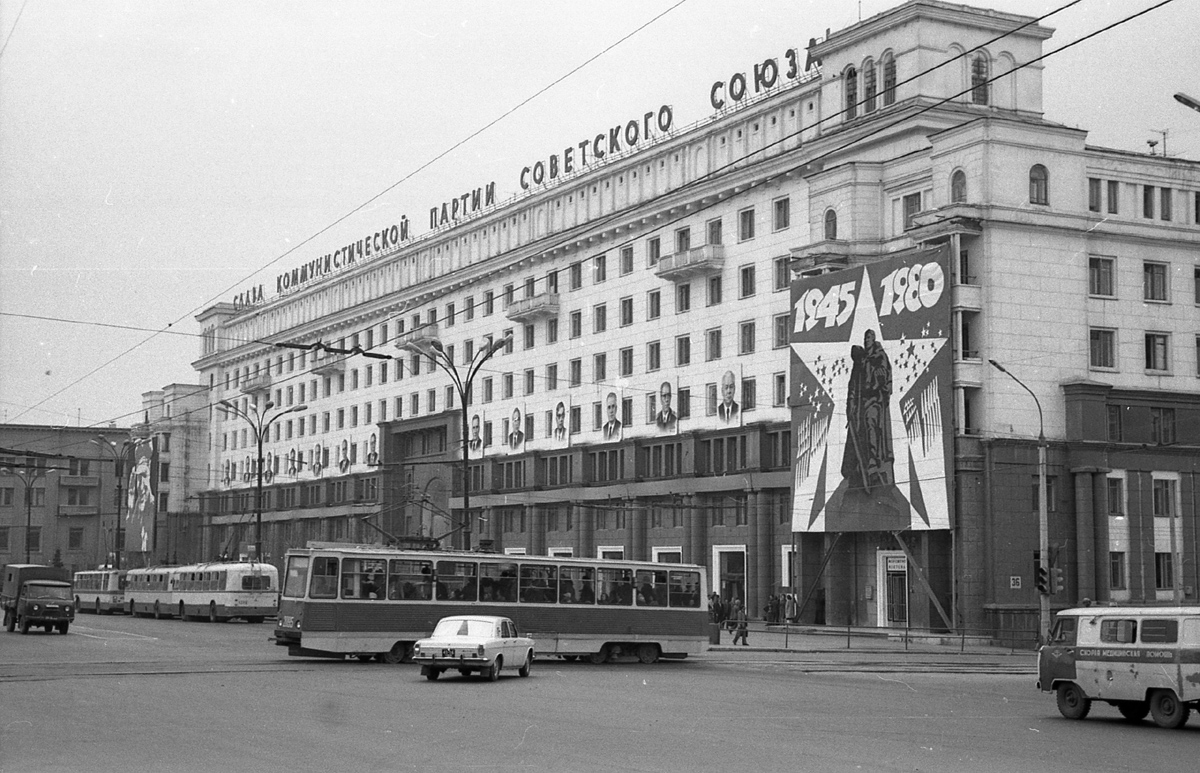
32,604,41,613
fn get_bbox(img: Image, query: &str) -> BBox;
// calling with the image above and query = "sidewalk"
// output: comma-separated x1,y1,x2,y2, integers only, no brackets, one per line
707,622,1036,658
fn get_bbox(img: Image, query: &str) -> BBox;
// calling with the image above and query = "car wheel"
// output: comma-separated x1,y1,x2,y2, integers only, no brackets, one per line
1055,683,1091,720
519,650,533,677
488,656,502,681
1149,689,1190,729
424,667,440,681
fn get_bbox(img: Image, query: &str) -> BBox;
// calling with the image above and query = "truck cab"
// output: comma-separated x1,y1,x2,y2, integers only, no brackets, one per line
2,564,75,635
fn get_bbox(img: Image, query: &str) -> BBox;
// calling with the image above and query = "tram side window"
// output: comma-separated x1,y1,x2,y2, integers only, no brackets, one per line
310,557,339,599
1140,619,1178,644
436,561,479,601
388,559,433,600
342,558,387,599
559,567,595,604
1100,618,1137,644
667,570,701,608
597,568,633,605
518,564,556,603
283,556,310,598
483,562,518,603
635,569,668,606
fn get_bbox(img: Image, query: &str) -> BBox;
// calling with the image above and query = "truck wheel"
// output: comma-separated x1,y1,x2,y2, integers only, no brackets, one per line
20,617,30,635
1149,689,1190,729
57,622,69,635
4,610,14,632
1056,683,1091,720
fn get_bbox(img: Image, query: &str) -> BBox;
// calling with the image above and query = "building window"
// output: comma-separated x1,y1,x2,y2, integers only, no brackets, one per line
26,527,40,554
740,265,756,298
1152,477,1177,517
970,53,989,104
647,289,661,320
1089,328,1116,369
523,324,535,350
1029,165,1049,205
1143,262,1168,301
882,54,896,105
951,170,967,204
1160,188,1172,221
647,341,661,371
569,359,582,387
620,246,634,275
547,318,559,344
593,304,607,333
1088,178,1101,212
546,271,558,294
741,378,756,411
1106,405,1123,442
675,227,691,254
1031,475,1058,512
903,192,922,229
1106,180,1119,214
863,61,877,113
647,237,661,266
738,207,755,241
594,353,607,383
524,369,535,396
773,314,790,349
1150,407,1176,445
707,275,723,306
676,335,691,367
707,217,723,245
739,321,756,355
1089,256,1115,297
1155,553,1175,590
569,310,582,339
593,254,607,283
677,387,691,420
705,328,722,361
483,378,493,402
676,283,691,313
546,363,558,390
773,197,790,231
484,291,495,315
1143,185,1155,218
619,347,633,377
823,209,838,240
1145,333,1170,372
774,256,790,291
1109,552,1126,590
844,66,857,119
569,262,583,290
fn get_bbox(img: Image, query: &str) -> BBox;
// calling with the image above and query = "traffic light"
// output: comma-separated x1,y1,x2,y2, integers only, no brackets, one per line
1035,564,1050,594
1051,566,1065,595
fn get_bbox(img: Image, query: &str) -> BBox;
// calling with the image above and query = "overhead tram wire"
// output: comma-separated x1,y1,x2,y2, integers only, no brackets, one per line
10,0,1166,448
7,1,693,427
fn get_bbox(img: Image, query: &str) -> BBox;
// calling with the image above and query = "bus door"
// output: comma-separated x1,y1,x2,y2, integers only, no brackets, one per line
878,552,907,626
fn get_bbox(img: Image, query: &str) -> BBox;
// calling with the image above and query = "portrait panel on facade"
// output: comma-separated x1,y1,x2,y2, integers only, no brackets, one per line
124,437,157,553
789,245,953,533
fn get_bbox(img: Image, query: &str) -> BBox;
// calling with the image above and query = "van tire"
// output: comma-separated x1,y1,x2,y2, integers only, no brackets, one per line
4,610,14,632
1149,690,1190,729
1056,683,1090,720
1116,701,1149,722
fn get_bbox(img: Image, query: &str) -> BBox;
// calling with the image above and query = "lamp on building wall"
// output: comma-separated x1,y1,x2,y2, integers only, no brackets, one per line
91,435,132,570
988,359,1050,644
218,400,307,561
398,332,509,551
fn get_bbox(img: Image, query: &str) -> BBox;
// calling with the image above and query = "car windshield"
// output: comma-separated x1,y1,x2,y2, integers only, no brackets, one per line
27,585,72,600
432,618,494,638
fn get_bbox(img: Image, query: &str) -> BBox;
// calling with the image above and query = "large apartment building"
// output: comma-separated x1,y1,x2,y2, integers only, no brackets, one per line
190,0,1199,638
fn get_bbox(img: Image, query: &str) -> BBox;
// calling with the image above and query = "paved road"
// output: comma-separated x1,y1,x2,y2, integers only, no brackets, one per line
2,614,1195,773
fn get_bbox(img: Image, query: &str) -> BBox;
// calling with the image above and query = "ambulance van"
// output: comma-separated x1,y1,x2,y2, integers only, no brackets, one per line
1037,605,1200,729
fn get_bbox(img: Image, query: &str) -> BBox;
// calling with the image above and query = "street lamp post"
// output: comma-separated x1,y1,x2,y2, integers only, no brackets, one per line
218,399,307,561
989,359,1050,644
92,435,132,570
400,333,509,551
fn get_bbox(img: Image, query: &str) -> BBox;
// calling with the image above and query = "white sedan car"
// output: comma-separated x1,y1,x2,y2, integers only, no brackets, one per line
413,615,534,681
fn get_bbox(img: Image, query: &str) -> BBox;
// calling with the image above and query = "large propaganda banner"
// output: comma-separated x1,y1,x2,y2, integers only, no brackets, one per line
790,245,953,533
124,437,156,552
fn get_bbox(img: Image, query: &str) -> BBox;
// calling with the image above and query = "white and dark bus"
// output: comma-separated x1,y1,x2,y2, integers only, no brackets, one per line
126,561,278,623
72,568,126,614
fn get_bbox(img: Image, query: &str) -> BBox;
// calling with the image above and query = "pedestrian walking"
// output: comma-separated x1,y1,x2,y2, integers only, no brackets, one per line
731,598,749,646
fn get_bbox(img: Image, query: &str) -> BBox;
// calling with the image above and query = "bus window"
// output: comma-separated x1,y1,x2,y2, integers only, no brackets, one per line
668,570,701,608
242,573,272,591
388,559,433,600
283,556,310,598
597,568,633,605
483,562,518,603
518,564,556,603
559,567,594,604
1141,619,1178,644
1100,618,1137,644
635,570,667,606
436,561,478,601
310,557,339,599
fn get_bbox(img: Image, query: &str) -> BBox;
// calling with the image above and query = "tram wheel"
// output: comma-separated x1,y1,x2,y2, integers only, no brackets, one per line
637,644,660,664
587,646,610,665
208,602,218,623
381,642,411,664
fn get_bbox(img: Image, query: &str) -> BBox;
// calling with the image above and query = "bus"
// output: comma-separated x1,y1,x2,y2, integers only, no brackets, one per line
273,543,709,664
72,568,127,614
126,561,279,623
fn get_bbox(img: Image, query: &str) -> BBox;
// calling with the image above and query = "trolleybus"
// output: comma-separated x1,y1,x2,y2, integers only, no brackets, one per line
273,542,709,664
72,568,127,614
126,561,279,623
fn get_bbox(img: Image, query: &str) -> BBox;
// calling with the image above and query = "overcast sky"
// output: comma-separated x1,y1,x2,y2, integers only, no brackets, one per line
1,0,1196,429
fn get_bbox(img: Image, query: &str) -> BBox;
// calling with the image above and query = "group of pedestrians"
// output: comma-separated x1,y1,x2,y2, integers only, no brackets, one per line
762,593,800,624
709,593,750,646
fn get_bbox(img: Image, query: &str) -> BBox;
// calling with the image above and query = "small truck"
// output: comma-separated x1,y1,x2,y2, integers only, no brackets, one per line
2,563,75,635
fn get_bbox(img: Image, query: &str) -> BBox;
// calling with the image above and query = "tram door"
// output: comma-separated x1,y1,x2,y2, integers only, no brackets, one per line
877,552,908,626
714,547,746,608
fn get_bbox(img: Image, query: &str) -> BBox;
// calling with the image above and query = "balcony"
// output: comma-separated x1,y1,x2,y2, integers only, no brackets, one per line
58,504,100,517
394,322,442,353
505,292,560,322
654,244,725,281
310,349,346,375
240,371,273,395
